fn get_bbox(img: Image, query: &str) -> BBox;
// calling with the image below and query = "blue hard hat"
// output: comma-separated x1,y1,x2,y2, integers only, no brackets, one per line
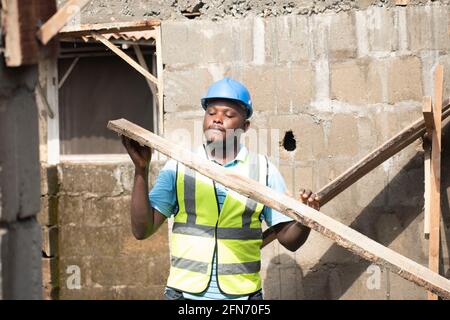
201,77,253,118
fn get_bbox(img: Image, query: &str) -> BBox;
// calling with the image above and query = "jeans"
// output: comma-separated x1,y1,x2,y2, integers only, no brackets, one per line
164,287,264,300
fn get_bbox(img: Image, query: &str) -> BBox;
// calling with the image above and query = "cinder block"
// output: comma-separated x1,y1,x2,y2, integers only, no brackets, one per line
366,7,398,54
1,219,42,299
327,114,359,157
328,11,358,60
82,196,130,228
42,225,58,258
89,256,152,287
242,65,277,113
164,67,213,113
268,15,311,63
57,195,86,227
386,56,423,104
162,19,253,65
163,112,204,148
276,64,313,113
58,163,124,196
331,59,383,104
42,257,59,300
40,164,59,196
407,5,449,52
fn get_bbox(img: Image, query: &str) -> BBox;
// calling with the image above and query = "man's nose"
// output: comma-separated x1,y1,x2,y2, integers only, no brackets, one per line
212,114,223,123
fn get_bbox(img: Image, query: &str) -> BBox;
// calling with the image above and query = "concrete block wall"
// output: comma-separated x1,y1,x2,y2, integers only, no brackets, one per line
161,4,450,299
0,61,42,299
55,161,169,299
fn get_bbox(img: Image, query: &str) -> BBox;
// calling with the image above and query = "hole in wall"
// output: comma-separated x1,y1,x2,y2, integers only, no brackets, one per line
282,130,296,152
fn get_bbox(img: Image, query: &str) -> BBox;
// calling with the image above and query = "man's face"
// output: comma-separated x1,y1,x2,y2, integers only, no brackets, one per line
203,99,250,144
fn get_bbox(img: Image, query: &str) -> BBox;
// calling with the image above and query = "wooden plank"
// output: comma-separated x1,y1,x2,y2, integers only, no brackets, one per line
424,140,431,238
92,32,159,87
37,0,91,45
262,98,450,248
423,96,434,137
428,64,443,300
107,118,450,299
58,57,79,89
59,19,161,37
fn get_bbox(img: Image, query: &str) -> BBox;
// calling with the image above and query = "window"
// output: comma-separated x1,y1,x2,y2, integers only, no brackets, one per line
58,40,156,156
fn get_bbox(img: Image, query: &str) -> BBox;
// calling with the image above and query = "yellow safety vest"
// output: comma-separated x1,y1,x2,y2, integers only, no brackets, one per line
166,147,268,295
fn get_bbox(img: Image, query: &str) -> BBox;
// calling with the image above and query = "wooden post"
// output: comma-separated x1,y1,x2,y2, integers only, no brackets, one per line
422,96,433,238
107,118,450,299
428,65,443,300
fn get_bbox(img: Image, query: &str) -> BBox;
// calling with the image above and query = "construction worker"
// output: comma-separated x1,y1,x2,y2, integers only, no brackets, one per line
122,77,320,300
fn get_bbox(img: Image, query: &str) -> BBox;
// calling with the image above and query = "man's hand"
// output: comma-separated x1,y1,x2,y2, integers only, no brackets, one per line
121,136,152,170
299,188,320,211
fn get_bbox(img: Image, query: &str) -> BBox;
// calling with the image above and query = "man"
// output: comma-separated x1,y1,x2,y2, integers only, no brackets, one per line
122,77,319,300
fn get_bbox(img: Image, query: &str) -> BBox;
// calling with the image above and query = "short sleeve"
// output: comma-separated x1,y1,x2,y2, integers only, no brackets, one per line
148,160,178,218
262,160,294,227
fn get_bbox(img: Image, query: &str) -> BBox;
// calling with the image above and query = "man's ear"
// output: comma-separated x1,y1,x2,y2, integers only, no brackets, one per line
243,120,250,133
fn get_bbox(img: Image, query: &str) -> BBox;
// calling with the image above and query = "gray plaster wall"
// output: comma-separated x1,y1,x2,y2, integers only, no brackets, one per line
0,59,42,299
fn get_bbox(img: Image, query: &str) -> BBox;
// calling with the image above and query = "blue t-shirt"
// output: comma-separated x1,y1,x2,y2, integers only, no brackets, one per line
149,146,293,300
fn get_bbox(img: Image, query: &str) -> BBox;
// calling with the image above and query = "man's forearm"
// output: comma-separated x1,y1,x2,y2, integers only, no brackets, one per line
130,167,153,239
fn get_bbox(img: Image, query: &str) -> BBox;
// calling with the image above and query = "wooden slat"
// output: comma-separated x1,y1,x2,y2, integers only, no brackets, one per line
92,32,159,87
107,118,450,299
428,64,443,300
59,19,161,37
262,98,450,248
424,141,431,238
37,0,92,45
132,45,157,96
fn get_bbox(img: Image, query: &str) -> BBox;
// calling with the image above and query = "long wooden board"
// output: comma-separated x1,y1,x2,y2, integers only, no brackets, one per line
59,19,161,37
107,118,450,299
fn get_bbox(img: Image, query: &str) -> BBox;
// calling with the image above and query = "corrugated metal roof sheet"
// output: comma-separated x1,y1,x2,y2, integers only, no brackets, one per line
82,30,156,42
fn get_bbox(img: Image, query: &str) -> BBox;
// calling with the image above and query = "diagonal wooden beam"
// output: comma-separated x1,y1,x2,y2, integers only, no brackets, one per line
91,32,159,87
37,0,92,45
107,118,450,299
262,98,450,248
428,64,443,300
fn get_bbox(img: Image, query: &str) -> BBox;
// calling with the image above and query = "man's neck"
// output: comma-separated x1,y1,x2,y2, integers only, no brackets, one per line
205,140,241,165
